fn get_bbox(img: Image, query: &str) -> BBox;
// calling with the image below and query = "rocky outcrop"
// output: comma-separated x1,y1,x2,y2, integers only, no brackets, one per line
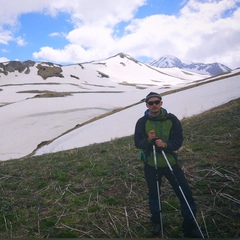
0,60,35,75
0,60,64,80
36,63,63,80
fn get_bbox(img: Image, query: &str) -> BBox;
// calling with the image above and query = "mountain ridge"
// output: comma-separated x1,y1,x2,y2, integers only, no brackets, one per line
0,53,209,83
149,55,231,76
0,52,231,77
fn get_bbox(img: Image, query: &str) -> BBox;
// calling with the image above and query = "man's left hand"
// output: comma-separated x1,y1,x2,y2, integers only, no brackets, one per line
155,139,166,148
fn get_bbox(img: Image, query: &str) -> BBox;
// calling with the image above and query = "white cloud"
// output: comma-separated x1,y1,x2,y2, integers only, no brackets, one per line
0,0,146,63
0,29,13,45
47,0,146,26
0,57,9,62
1,48,8,53
0,0,240,68
33,44,108,63
116,0,240,68
49,32,61,37
16,36,27,46
67,25,115,49
12,0,145,29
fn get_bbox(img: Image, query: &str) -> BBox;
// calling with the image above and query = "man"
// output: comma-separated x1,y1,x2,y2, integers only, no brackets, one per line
134,92,202,238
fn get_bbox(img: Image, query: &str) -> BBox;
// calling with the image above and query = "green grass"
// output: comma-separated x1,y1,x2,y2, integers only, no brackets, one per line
0,98,239,238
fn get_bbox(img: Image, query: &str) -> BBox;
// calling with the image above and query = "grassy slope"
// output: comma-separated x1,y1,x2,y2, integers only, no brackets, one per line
0,98,239,238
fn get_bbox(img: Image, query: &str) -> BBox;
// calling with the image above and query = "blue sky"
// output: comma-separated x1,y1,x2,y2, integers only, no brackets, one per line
0,0,240,68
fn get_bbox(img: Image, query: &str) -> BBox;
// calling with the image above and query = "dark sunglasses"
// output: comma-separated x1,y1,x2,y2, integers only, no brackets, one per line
147,100,161,106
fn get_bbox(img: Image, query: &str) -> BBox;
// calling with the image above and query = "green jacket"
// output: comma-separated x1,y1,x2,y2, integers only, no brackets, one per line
134,108,183,167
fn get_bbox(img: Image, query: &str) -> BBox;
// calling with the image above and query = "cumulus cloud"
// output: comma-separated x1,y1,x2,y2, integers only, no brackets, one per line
16,36,27,46
1,0,240,68
0,30,13,45
0,57,9,62
115,0,240,67
1,0,146,62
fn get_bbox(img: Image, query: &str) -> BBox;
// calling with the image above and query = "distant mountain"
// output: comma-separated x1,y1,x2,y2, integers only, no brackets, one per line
0,53,207,82
149,55,232,76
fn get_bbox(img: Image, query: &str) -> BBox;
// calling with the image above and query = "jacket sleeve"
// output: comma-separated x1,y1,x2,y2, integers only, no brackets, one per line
165,114,183,151
134,117,152,150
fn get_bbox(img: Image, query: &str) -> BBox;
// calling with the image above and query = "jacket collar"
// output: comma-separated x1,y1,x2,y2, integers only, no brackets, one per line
144,108,168,121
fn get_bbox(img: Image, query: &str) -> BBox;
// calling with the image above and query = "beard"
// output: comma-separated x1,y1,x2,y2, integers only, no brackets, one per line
149,107,161,117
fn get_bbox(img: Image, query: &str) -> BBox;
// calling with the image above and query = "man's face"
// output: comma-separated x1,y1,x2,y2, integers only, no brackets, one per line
146,97,162,114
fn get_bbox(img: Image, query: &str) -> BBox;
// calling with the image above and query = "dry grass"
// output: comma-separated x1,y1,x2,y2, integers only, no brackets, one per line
0,98,239,238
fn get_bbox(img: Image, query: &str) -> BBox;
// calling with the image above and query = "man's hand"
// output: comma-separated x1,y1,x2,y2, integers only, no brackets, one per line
155,138,166,148
148,130,166,148
148,130,156,141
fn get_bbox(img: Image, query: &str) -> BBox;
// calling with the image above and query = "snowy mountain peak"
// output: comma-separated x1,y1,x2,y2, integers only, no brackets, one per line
150,55,183,68
106,52,140,64
150,55,231,76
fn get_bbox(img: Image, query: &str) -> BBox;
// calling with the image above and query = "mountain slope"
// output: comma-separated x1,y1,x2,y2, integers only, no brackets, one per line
0,54,209,161
34,73,240,157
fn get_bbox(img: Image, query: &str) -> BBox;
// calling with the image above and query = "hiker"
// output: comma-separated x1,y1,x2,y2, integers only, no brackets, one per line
134,92,202,238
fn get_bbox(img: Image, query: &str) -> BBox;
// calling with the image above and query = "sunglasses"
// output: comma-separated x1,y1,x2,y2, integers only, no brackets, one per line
147,100,161,106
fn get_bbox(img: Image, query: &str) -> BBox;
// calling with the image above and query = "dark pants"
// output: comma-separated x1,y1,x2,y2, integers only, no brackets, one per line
144,163,197,230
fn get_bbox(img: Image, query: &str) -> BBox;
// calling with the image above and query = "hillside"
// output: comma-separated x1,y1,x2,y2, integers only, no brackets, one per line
0,98,239,238
0,53,212,161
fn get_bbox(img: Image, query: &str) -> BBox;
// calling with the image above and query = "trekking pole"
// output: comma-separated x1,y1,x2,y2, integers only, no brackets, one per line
153,145,164,238
161,149,205,238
